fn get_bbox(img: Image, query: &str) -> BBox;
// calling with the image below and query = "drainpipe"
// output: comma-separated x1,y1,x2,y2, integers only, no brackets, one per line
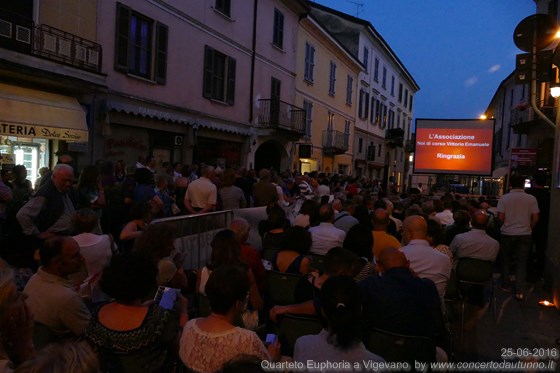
249,0,258,124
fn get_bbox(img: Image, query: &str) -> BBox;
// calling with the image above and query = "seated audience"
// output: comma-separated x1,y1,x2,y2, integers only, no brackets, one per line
85,253,185,372
270,226,311,275
426,219,453,261
293,200,318,229
198,230,263,329
180,266,279,373
372,208,401,261
294,276,384,368
23,236,91,338
331,199,359,234
400,216,452,303
71,209,114,302
449,210,499,263
359,247,449,361
259,204,289,255
15,340,99,373
134,223,188,292
443,210,471,246
229,218,266,291
119,202,152,254
0,268,35,371
308,205,346,256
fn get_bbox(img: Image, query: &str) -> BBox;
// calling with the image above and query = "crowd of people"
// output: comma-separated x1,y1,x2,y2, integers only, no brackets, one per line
0,153,549,372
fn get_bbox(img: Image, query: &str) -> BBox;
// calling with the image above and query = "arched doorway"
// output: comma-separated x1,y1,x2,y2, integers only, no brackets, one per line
255,140,283,173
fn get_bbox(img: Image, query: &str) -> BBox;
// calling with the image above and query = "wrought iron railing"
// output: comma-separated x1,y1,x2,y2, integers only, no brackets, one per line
257,99,306,135
322,130,349,153
0,15,102,73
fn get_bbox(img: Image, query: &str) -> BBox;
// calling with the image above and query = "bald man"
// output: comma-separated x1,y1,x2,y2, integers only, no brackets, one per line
359,247,450,356
17,164,76,239
449,210,499,263
400,215,452,301
309,204,346,255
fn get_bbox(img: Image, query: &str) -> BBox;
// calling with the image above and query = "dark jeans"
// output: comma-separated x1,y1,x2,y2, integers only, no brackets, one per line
501,234,532,294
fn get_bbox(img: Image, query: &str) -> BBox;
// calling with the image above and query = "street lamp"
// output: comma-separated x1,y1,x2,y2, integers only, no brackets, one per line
550,83,560,99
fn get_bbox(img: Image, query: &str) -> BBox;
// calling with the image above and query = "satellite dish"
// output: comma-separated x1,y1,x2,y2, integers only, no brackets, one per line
513,14,557,52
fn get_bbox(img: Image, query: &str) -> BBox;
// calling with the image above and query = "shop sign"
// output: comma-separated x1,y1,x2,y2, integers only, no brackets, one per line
0,122,87,142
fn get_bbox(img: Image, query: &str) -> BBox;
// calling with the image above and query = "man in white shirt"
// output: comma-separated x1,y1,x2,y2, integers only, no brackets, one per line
450,210,499,263
400,215,452,303
497,174,539,300
184,164,217,214
309,204,346,256
435,198,454,227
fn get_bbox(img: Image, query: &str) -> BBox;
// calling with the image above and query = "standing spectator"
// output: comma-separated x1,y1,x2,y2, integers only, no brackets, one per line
145,155,157,174
38,154,73,189
23,236,91,338
33,167,50,192
497,174,539,300
77,165,105,227
133,168,163,216
252,169,277,207
184,164,217,214
172,162,183,183
0,174,13,238
114,160,126,183
525,171,550,282
9,165,33,213
17,164,75,239
220,169,246,210
154,173,174,218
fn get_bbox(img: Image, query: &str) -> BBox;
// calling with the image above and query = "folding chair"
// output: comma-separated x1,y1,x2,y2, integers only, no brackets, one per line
266,271,302,306
277,313,324,357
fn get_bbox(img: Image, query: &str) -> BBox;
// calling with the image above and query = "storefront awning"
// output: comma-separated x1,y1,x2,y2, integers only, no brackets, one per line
107,95,252,136
0,83,88,142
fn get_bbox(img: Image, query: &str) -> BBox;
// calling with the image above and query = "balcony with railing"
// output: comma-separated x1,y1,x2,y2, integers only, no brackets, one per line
257,99,306,136
509,102,555,134
322,130,349,154
0,14,102,73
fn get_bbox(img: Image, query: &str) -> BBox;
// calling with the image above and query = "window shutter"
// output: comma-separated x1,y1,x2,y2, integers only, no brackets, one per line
115,3,130,72
365,92,370,119
203,45,214,99
154,22,168,84
226,57,236,105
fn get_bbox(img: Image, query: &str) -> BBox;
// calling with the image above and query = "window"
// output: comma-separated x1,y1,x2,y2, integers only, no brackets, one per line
382,67,387,89
391,76,395,96
329,61,336,96
344,120,351,134
358,89,369,119
388,110,395,129
409,94,413,111
346,75,353,105
303,100,313,137
115,3,168,83
215,0,231,17
378,143,382,157
370,97,377,123
398,83,403,102
273,9,284,48
381,103,388,129
363,47,369,70
397,113,401,129
374,99,381,125
203,45,236,104
404,89,409,107
510,89,514,107
407,118,411,140
304,43,315,82
358,138,363,153
373,58,379,82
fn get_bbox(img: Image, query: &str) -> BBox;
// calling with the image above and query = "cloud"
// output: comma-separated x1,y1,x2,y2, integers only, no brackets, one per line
464,76,478,87
488,64,501,73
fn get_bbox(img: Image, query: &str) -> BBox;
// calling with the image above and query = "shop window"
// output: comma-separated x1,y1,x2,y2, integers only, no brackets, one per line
203,45,236,105
115,3,168,83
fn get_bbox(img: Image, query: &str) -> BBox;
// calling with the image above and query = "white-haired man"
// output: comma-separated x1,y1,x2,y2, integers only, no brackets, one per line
183,164,217,214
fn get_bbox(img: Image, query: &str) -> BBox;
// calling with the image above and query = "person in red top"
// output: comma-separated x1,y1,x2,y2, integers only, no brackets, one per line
230,218,266,292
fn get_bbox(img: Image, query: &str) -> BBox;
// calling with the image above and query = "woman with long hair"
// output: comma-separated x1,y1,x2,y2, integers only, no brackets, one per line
293,276,384,367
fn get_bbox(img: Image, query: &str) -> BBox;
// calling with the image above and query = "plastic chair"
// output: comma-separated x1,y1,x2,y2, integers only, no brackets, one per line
363,328,436,364
277,313,324,357
266,271,302,306
455,258,496,344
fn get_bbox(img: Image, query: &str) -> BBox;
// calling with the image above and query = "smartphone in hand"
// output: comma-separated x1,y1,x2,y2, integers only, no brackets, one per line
154,286,180,310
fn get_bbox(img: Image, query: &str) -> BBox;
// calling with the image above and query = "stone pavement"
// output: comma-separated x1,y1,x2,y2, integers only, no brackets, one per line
449,277,560,367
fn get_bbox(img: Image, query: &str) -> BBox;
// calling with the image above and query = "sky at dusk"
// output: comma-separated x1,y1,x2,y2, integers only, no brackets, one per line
314,0,536,122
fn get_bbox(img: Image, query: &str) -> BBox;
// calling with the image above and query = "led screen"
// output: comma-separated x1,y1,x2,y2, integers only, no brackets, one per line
414,119,495,175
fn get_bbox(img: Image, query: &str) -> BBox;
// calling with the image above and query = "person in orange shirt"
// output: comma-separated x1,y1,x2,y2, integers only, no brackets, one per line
372,208,401,260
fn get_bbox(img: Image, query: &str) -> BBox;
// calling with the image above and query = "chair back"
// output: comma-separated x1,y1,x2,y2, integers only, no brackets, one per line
262,247,280,261
33,322,57,351
267,271,301,305
277,314,324,357
364,328,436,364
198,293,211,317
456,258,494,284
309,254,326,273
